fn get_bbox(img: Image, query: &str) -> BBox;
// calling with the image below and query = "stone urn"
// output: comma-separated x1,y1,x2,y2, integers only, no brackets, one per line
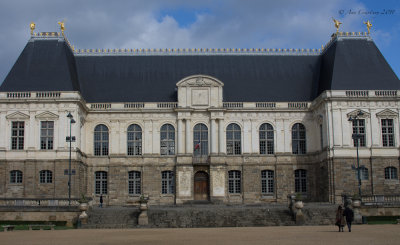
352,198,362,224
352,199,361,208
78,202,89,225
138,195,149,226
79,202,88,212
294,200,304,209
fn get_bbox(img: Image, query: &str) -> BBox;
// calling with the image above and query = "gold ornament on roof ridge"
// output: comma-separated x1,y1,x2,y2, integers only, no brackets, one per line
30,22,36,35
332,18,342,33
363,20,372,35
57,20,65,35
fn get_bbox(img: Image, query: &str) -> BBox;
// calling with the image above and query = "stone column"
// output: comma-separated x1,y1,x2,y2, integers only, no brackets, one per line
0,112,5,149
185,119,192,154
218,119,225,154
211,119,217,154
177,119,184,154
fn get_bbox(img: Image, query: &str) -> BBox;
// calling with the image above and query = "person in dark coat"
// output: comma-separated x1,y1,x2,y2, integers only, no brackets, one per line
99,194,103,208
343,205,354,232
335,205,346,232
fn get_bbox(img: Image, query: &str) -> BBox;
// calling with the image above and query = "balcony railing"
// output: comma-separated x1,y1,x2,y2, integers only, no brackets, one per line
192,155,210,164
361,195,400,207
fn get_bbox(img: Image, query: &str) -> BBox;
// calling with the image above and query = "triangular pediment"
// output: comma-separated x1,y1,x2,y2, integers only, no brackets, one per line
347,109,370,118
376,109,397,118
35,111,59,120
176,75,224,87
6,111,30,120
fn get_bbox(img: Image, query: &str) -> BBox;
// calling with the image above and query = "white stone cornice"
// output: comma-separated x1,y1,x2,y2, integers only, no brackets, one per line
5,111,30,120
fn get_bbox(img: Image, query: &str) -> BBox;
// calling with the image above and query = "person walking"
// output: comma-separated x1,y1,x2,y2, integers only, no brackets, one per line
335,205,345,232
343,205,354,232
99,194,103,208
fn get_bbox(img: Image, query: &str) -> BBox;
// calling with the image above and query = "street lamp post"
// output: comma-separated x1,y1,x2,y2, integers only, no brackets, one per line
348,110,364,197
67,113,76,206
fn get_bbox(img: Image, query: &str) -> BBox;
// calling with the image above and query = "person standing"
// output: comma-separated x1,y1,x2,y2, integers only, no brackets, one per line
99,194,103,208
335,205,345,232
343,205,354,232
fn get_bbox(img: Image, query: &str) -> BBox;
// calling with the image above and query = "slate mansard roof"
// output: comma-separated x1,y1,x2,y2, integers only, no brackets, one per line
1,33,399,103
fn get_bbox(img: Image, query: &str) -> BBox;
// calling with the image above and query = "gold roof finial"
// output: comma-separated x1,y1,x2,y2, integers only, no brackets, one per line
57,20,65,35
363,20,372,35
332,18,342,33
30,22,36,35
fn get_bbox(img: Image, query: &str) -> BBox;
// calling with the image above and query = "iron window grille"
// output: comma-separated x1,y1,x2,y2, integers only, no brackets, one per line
161,171,174,194
381,119,394,147
95,171,108,194
352,119,366,147
294,169,307,193
261,170,274,194
94,124,109,156
39,170,53,183
40,121,54,150
193,123,208,156
128,171,141,195
127,124,142,155
228,170,241,194
292,123,306,154
226,123,241,155
384,167,398,180
10,170,23,183
160,124,175,155
259,123,274,154
11,121,24,150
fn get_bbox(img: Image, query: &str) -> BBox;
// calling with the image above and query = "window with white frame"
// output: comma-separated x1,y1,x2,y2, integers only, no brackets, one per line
226,123,241,155
292,123,306,154
39,170,52,183
385,167,398,180
294,169,307,193
11,121,24,150
161,171,174,194
259,123,274,154
94,124,109,156
193,124,208,156
40,121,54,150
10,170,23,184
261,170,274,194
95,171,108,194
381,119,394,147
160,124,175,155
128,171,141,195
228,170,241,194
352,119,366,147
127,124,142,155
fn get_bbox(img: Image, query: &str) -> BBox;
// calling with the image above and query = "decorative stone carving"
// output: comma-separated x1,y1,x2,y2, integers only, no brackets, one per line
347,109,370,119
5,111,30,120
376,109,397,118
176,75,224,87
35,111,59,120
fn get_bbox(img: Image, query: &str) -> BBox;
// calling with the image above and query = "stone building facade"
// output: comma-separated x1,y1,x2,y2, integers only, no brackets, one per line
0,30,399,206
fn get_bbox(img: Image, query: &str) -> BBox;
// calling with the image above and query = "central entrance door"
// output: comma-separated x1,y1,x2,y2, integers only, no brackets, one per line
194,171,209,201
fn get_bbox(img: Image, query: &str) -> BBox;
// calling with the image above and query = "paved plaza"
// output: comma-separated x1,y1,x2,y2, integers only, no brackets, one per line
1,225,399,245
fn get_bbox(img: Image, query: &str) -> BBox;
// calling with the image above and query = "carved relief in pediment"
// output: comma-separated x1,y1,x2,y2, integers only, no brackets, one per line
346,109,370,119
376,109,397,118
176,75,224,87
6,111,30,120
35,111,59,120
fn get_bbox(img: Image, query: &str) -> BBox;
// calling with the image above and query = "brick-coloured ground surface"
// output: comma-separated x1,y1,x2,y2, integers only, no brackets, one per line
1,225,399,245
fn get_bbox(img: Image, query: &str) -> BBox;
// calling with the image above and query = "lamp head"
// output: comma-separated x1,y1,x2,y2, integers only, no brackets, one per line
348,116,353,122
67,112,73,118
71,119,76,124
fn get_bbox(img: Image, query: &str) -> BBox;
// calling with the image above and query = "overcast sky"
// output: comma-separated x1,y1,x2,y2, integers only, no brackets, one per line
0,0,399,83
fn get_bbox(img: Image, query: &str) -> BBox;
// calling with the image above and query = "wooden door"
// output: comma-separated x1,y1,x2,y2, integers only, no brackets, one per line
194,171,209,200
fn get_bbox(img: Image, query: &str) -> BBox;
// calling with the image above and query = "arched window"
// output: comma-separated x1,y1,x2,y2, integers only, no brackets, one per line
259,123,274,154
385,167,398,180
193,124,208,156
226,123,241,155
294,169,307,193
228,170,241,194
261,170,274,194
127,124,142,155
161,171,174,194
39,170,52,183
95,171,108,194
128,171,141,195
10,170,23,184
160,124,175,155
292,123,306,154
94,124,109,156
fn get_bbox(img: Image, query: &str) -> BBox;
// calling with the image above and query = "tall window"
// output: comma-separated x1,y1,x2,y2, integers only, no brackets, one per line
127,124,142,155
10,170,23,184
228,170,241,194
352,119,366,147
193,124,208,156
294,169,307,193
161,171,174,194
95,171,108,194
128,171,141,195
40,121,54,150
356,167,369,180
226,123,241,155
259,123,274,154
261,170,274,194
292,123,306,154
160,124,175,155
94,124,109,156
319,124,324,149
39,170,52,183
11,121,24,150
385,167,398,180
381,119,394,147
